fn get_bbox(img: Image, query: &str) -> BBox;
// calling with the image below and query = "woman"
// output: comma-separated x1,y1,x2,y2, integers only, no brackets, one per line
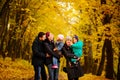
44,32,60,80
62,36,84,80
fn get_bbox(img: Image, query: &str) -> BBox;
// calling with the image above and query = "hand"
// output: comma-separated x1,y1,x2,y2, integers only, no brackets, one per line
76,58,80,61
69,62,71,67
46,53,51,57
53,48,58,51
70,41,73,46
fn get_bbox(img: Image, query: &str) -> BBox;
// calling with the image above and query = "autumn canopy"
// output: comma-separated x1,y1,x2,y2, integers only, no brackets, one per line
0,0,120,80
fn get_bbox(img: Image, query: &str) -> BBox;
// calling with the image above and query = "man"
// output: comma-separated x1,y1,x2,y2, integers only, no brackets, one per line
32,32,47,80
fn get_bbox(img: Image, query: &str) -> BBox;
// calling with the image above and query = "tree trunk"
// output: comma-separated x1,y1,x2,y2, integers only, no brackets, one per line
105,39,113,79
97,42,106,75
92,59,98,75
88,25,93,73
0,0,10,38
117,44,120,80
83,25,93,73
87,41,93,73
0,0,10,59
83,39,88,73
7,26,18,61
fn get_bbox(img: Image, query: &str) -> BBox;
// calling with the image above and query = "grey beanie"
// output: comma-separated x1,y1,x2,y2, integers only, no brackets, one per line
66,36,72,40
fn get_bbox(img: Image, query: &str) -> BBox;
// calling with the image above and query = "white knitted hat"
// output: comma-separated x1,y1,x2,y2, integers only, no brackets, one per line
57,34,64,40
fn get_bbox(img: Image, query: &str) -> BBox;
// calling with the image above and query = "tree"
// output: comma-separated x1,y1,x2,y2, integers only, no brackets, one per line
97,0,114,79
117,42,120,80
0,0,11,60
116,29,120,80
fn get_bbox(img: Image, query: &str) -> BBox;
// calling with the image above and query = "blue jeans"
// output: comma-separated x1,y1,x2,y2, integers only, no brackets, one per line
47,63,60,80
54,63,60,80
33,65,47,80
53,57,58,66
47,64,54,80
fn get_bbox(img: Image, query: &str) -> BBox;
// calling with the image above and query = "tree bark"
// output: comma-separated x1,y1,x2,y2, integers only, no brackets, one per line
0,0,10,38
117,43,120,80
87,41,93,73
105,39,113,79
0,0,10,59
92,59,98,75
83,25,93,73
83,39,89,73
97,43,105,75
117,56,120,80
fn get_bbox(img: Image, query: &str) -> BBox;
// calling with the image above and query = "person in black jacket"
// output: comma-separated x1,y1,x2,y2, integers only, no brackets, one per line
44,32,60,80
32,32,47,80
62,36,84,80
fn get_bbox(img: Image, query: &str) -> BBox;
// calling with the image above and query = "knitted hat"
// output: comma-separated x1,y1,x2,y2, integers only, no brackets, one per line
73,35,79,41
66,36,72,40
46,32,50,39
58,34,64,40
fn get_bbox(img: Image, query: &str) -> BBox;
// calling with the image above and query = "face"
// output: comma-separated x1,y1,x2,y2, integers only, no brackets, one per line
48,33,54,41
39,35,46,41
73,38,77,43
42,35,46,40
57,38,62,41
66,40,72,46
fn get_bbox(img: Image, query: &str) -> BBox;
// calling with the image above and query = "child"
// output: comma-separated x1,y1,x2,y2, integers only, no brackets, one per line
52,34,64,68
70,35,83,64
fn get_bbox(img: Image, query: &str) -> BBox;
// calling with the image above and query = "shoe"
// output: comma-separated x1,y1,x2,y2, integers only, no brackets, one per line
52,65,58,69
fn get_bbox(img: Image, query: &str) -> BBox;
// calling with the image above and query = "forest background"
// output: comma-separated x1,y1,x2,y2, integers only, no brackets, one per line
0,0,120,80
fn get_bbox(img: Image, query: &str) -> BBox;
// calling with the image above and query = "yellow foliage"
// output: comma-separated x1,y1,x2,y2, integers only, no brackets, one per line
0,57,34,80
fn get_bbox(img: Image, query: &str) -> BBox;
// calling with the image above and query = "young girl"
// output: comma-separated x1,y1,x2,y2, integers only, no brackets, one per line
52,34,64,68
70,35,84,64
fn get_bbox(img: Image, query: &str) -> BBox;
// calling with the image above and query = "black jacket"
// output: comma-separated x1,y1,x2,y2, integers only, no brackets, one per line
62,44,84,79
44,39,60,65
32,36,46,66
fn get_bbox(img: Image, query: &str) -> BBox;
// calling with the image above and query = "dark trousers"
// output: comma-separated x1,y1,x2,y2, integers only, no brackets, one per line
33,65,47,80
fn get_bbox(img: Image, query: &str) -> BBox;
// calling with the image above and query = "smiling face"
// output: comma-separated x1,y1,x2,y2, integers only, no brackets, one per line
48,33,54,41
42,35,46,40
39,34,46,41
65,39,72,47
73,37,77,43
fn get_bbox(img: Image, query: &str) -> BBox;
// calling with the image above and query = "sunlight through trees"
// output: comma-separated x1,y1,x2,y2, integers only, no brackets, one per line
0,0,120,79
